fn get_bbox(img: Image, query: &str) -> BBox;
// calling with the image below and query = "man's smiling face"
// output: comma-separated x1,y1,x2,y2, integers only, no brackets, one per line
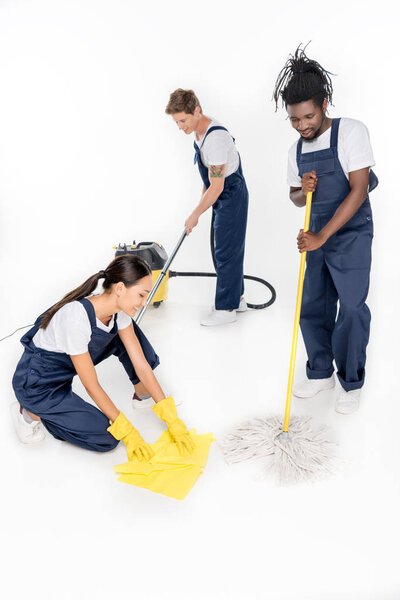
287,98,328,141
171,106,201,135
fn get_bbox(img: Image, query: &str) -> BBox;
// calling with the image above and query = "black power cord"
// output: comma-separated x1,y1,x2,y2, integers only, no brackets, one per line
0,324,33,343
2,218,276,340
169,214,276,309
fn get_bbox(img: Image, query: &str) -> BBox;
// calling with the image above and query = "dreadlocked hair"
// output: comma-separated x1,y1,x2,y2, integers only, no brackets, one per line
273,43,334,111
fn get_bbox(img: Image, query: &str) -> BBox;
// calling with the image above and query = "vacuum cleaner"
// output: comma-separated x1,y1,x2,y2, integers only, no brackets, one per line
114,216,276,325
0,221,275,345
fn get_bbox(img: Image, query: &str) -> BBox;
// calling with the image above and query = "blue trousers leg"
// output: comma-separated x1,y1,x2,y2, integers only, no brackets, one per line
214,188,248,310
300,247,338,380
326,223,372,391
301,215,372,391
15,370,119,452
40,389,119,452
108,321,160,384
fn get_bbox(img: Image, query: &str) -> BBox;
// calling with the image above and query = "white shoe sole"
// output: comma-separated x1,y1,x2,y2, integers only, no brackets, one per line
335,402,359,415
201,312,237,326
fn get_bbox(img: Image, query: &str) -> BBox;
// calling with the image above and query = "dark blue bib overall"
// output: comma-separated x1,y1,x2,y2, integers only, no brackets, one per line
296,118,378,391
194,126,249,310
12,298,159,451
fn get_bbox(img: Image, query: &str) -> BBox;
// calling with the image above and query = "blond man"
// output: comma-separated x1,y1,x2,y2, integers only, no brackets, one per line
166,89,249,326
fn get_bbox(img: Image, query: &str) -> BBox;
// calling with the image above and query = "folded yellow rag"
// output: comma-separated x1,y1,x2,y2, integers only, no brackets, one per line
113,429,215,500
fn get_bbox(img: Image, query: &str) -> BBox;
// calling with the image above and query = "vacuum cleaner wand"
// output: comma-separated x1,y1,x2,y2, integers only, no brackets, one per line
135,229,187,325
135,216,277,325
169,214,277,310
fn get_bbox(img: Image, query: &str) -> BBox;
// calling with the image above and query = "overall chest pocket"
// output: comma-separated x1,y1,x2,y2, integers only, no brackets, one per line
301,158,335,177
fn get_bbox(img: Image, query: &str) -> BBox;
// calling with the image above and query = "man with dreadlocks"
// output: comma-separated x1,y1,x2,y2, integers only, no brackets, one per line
273,46,378,414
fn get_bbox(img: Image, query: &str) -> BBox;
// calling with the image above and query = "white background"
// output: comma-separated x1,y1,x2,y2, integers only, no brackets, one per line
0,1,399,599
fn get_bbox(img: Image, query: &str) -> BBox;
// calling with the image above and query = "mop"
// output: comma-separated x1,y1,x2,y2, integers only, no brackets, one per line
220,192,338,485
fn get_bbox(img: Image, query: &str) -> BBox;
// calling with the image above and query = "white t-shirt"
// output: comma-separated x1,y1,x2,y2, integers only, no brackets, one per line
287,118,375,187
32,298,132,355
195,118,239,177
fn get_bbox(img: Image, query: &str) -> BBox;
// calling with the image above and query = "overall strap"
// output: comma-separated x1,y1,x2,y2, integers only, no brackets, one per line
329,118,340,149
78,298,97,328
296,136,303,167
198,125,230,151
194,125,234,166
78,297,119,332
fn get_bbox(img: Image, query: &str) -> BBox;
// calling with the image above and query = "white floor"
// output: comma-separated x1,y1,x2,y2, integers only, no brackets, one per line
1,276,399,600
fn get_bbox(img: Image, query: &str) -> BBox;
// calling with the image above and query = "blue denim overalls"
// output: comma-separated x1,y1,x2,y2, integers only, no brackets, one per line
12,298,159,451
296,118,378,391
194,126,249,310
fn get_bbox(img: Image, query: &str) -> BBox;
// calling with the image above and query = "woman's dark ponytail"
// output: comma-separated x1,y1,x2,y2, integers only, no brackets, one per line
40,255,151,329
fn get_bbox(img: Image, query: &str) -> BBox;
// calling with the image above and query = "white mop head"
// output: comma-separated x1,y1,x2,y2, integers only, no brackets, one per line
219,415,338,486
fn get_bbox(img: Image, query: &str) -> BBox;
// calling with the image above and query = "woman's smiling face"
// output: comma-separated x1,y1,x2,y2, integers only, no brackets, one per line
114,275,152,316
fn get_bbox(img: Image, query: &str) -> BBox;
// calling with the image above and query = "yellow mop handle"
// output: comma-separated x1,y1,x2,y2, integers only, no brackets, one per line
283,191,313,432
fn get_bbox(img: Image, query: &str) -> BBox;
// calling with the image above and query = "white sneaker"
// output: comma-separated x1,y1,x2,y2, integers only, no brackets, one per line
335,388,361,414
293,374,335,398
10,402,45,444
201,310,237,326
236,297,247,313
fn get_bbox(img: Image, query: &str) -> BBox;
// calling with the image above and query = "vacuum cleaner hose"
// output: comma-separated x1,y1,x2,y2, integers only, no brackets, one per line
169,214,276,310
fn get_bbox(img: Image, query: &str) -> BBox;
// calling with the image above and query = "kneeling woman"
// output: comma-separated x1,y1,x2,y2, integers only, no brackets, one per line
11,255,194,459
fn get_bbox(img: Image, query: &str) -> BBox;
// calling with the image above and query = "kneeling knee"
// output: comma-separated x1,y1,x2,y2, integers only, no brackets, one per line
101,437,120,452
89,435,120,453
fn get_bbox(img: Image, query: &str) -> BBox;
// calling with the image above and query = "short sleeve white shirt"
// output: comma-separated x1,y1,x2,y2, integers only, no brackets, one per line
195,118,239,177
32,298,132,355
287,118,375,187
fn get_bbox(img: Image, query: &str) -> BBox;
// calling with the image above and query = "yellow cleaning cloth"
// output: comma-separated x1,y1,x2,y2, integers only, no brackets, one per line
113,429,215,500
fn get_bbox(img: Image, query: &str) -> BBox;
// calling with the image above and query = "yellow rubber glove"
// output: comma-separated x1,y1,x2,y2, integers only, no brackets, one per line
152,396,195,455
107,412,154,462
